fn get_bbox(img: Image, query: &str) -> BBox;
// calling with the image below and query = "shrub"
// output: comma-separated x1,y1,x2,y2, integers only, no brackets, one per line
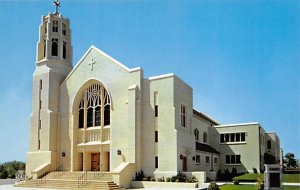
135,170,145,181
255,174,264,190
170,171,186,182
253,168,258,173
146,176,151,181
166,177,171,182
157,177,165,182
232,177,239,185
150,177,155,181
207,181,220,190
216,169,222,181
232,167,237,176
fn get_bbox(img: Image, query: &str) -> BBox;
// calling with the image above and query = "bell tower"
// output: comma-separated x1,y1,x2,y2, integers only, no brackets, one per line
26,1,73,178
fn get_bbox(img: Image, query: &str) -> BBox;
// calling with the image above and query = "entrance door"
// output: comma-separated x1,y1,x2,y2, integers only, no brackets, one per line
91,153,100,171
182,157,187,171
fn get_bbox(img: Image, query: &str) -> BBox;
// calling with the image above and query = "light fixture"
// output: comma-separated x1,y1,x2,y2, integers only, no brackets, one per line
180,155,183,159
193,156,195,161
117,149,121,156
62,152,65,157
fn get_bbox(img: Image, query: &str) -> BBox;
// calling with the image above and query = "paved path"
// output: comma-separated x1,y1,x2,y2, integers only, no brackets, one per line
1,182,299,190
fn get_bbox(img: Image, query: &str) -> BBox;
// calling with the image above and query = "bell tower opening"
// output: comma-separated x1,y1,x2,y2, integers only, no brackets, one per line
36,1,73,65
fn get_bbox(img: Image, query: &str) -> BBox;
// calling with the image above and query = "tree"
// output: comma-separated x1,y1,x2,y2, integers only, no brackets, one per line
284,152,297,167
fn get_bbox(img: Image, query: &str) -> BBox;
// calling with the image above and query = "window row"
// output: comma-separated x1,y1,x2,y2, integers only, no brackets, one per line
194,129,208,143
44,39,67,58
225,155,241,165
220,132,246,143
195,155,218,165
45,21,67,36
78,84,111,128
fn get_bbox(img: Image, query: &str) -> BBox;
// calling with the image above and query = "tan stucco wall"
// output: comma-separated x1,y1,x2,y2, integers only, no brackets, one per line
215,123,261,173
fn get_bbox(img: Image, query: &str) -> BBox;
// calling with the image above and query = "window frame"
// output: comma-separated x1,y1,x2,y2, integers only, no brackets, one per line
220,132,246,144
181,105,186,127
225,154,241,165
196,155,200,164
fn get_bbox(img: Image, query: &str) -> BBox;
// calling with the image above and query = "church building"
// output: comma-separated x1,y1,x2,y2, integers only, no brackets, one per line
25,5,281,188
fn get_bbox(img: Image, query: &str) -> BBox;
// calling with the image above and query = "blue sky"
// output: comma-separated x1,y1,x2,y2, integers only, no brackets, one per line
0,0,299,163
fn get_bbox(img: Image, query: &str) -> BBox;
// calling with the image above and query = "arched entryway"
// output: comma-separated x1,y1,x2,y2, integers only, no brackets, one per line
73,81,111,172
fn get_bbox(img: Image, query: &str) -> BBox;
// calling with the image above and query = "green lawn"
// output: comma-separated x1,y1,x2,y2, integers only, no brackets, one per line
236,173,259,181
220,184,300,190
284,174,300,183
235,173,300,183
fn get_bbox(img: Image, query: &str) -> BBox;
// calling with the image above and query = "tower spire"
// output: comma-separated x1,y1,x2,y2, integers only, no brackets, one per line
53,0,61,14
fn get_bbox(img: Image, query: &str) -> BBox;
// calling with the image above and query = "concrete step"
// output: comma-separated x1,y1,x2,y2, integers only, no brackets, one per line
16,177,124,190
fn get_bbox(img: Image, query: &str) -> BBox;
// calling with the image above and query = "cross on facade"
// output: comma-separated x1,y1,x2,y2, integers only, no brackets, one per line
89,58,96,71
53,0,60,14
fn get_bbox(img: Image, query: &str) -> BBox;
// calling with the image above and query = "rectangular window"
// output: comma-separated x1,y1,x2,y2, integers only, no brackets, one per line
40,80,42,90
220,132,246,143
267,140,271,149
226,155,230,164
155,105,158,117
230,133,235,142
39,100,42,109
196,155,200,163
181,105,186,127
214,157,218,164
241,133,245,141
39,120,42,129
225,155,241,165
52,20,58,32
38,140,41,150
155,131,158,142
236,155,241,164
231,155,236,164
206,156,210,164
155,156,158,169
225,134,230,142
220,134,224,143
236,133,240,142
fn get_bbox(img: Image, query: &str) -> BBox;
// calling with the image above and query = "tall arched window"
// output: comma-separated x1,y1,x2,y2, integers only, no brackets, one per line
78,83,111,128
43,40,46,58
203,132,208,143
194,129,199,141
51,38,58,56
63,41,66,59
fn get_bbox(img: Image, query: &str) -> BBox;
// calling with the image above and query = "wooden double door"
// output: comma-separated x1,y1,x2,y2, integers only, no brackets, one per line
91,153,100,171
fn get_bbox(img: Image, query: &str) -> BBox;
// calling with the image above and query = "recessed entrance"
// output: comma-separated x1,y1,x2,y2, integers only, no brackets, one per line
91,153,100,171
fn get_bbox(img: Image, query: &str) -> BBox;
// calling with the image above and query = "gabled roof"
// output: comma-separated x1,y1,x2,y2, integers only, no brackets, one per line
195,142,219,154
193,110,219,125
64,45,141,82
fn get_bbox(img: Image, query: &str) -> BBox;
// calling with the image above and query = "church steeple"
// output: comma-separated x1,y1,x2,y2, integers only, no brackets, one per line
26,2,73,178
36,0,72,66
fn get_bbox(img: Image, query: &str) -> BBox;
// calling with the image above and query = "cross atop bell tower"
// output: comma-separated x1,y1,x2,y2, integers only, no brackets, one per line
53,0,61,14
36,0,72,66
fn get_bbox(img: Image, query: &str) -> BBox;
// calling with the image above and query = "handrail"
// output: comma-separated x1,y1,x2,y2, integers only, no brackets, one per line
53,164,63,177
77,171,88,188
35,171,49,186
93,164,103,180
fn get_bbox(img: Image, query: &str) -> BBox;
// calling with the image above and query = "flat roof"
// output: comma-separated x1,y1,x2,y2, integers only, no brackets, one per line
215,122,260,128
